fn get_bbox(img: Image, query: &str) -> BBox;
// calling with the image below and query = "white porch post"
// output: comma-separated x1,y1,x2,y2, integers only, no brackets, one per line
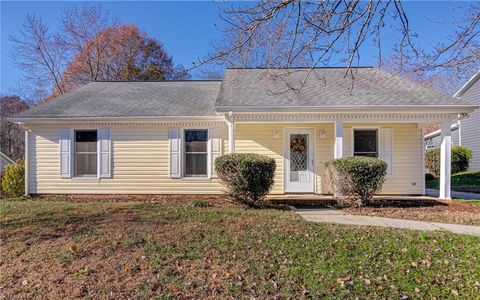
24,129,29,196
227,111,235,153
334,120,343,159
439,121,451,200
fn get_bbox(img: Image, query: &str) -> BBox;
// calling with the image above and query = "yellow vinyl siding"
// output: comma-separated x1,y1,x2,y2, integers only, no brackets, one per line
345,123,423,194
29,122,423,195
29,126,226,194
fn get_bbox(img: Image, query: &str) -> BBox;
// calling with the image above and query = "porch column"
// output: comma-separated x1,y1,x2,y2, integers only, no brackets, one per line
334,120,343,159
439,121,451,200
24,129,29,196
227,112,235,153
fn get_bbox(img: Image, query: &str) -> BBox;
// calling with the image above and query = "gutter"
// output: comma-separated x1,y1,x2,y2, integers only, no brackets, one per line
8,115,227,123
214,105,478,113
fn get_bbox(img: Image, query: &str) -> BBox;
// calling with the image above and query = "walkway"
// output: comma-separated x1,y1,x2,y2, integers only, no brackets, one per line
293,207,480,236
425,189,480,200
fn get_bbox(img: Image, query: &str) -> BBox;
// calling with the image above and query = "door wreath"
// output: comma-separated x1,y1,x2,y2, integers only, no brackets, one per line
290,135,306,153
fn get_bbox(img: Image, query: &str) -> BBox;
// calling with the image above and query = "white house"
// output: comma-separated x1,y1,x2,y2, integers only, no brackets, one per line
425,70,480,171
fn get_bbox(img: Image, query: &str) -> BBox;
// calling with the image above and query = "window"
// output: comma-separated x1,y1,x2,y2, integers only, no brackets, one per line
75,130,97,177
354,129,378,157
184,129,208,177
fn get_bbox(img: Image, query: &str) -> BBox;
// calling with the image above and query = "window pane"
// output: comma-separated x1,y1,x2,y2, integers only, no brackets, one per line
354,130,378,157
76,131,97,143
185,130,208,152
185,153,207,176
76,153,97,176
75,130,97,176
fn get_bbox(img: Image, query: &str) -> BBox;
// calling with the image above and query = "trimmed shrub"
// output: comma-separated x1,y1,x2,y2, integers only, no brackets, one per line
324,157,387,207
2,160,25,198
425,146,472,178
215,153,276,207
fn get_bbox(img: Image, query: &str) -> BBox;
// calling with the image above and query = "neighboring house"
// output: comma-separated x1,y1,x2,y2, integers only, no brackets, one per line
424,70,480,171
0,151,15,171
10,68,478,199
425,122,460,150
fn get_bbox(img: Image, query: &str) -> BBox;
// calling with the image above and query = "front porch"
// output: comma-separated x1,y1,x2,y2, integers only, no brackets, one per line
224,111,459,199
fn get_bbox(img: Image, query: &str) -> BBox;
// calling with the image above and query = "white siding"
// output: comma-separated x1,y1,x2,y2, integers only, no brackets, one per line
459,79,480,171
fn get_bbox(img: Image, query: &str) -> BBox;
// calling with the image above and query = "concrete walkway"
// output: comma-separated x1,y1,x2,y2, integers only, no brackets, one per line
293,207,480,236
425,188,480,200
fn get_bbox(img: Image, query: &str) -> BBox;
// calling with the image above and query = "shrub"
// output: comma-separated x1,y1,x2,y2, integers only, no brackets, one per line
215,153,276,207
2,160,25,198
324,157,387,207
425,146,472,178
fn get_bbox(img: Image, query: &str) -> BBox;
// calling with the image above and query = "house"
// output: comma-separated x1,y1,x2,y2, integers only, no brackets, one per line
0,151,15,171
10,68,478,200
424,70,480,171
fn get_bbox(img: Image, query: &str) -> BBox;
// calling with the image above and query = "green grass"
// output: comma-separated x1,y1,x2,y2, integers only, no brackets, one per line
426,171,480,193
1,198,480,299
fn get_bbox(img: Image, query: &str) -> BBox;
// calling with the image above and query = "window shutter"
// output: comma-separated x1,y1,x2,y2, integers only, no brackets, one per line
169,128,182,178
209,129,222,177
381,128,393,176
98,129,112,178
343,127,352,157
59,129,72,178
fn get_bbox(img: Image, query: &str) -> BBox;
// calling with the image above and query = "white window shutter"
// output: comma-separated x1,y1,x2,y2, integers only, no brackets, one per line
169,128,182,178
381,128,393,176
343,127,352,157
59,129,72,178
209,129,222,177
98,129,112,178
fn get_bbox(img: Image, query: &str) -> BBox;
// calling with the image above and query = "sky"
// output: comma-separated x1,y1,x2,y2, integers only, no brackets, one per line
0,0,474,95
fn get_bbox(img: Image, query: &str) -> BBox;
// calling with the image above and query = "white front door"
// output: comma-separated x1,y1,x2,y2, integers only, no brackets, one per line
284,129,315,193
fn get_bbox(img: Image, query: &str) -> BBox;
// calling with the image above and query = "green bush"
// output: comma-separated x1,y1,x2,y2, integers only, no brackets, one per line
425,146,472,178
324,157,387,207
2,160,25,198
215,153,276,207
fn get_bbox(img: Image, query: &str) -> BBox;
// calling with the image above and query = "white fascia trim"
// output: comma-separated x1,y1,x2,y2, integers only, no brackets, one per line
214,105,478,113
424,123,459,140
453,70,480,97
10,116,226,123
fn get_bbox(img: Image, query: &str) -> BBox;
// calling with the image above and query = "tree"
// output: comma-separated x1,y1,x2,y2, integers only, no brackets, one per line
10,15,67,96
10,4,188,100
196,0,479,89
63,24,188,91
0,96,30,160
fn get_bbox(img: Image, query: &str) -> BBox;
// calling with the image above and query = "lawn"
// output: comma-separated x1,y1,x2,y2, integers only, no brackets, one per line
344,199,480,226
1,197,480,299
426,171,480,193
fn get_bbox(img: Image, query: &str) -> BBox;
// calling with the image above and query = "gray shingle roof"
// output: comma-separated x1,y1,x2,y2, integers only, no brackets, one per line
13,67,475,120
13,81,222,119
215,68,472,109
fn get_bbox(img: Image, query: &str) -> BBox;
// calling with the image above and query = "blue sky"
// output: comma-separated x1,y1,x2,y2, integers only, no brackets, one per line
0,1,473,94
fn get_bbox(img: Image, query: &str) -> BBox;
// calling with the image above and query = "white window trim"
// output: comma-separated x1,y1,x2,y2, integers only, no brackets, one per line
181,127,212,180
350,126,394,177
71,128,101,180
351,126,380,158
